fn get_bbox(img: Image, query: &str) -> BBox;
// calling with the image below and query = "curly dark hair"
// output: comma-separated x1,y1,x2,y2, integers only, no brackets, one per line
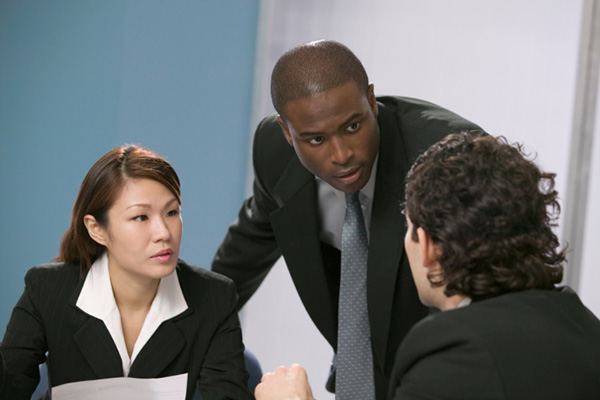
404,133,565,301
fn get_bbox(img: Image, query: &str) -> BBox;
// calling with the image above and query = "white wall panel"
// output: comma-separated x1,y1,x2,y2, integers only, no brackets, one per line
578,77,600,317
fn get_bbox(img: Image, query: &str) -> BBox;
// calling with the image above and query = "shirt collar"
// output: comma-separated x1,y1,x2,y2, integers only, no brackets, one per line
456,297,472,308
76,252,118,319
76,253,188,320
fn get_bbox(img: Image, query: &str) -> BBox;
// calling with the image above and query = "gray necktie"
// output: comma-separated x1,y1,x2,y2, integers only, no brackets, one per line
336,191,375,399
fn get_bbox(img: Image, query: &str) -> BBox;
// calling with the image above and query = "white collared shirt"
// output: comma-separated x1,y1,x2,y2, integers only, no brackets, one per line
316,155,378,250
76,253,188,376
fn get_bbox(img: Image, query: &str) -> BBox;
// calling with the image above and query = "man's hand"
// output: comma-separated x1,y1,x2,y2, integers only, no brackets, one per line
254,364,315,400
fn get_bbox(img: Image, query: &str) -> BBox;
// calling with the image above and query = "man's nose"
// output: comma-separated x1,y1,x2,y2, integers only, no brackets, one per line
330,136,353,165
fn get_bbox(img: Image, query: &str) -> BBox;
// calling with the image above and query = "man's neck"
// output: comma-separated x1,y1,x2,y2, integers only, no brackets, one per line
438,293,469,311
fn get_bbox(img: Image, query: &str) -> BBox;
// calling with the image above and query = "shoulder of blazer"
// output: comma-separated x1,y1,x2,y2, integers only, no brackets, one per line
376,96,485,132
25,263,87,310
175,259,238,308
24,262,82,298
376,95,486,168
176,259,234,286
27,261,80,276
251,114,300,192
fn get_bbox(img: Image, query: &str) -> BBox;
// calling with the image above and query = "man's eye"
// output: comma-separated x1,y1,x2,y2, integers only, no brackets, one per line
347,122,360,132
308,137,324,145
133,215,148,221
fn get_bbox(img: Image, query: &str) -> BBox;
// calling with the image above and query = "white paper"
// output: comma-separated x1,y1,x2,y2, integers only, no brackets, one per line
51,373,187,400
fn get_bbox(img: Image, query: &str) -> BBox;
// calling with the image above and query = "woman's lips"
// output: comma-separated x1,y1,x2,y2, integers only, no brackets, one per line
152,249,173,263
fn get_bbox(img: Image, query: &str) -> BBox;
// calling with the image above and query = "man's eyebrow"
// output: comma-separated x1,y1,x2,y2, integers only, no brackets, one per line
339,113,362,128
297,113,362,137
298,130,324,137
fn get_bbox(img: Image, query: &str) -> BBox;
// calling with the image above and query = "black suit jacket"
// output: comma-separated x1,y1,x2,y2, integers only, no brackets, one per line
388,287,600,400
0,350,5,394
0,260,252,400
212,96,485,399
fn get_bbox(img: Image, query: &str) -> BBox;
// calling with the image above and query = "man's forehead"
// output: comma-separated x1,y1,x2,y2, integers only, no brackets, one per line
282,83,369,128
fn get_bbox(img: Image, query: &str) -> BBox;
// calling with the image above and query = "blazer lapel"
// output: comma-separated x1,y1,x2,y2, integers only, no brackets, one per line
367,104,409,369
72,311,186,380
128,317,187,377
73,317,124,378
270,156,338,345
69,273,123,379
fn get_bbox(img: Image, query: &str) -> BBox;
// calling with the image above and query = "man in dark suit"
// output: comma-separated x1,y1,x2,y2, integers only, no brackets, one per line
254,133,600,400
211,39,484,399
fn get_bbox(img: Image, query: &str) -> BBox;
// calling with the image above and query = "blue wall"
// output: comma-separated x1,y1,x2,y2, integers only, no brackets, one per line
0,1,259,336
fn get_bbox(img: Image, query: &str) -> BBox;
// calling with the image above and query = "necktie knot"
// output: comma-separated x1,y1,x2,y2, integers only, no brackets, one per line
345,191,360,206
343,192,367,244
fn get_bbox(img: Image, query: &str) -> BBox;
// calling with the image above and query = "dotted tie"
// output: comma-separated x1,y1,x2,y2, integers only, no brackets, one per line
336,192,375,399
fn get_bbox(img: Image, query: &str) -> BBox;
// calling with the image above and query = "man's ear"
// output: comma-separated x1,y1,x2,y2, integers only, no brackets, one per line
83,215,107,246
367,83,378,117
276,115,294,147
416,227,441,269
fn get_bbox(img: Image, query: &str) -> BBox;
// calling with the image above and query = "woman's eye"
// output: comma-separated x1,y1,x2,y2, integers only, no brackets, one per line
167,209,180,217
133,215,148,221
347,122,360,132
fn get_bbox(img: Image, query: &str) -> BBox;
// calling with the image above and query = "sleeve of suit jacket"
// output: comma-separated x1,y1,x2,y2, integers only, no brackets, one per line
0,267,50,399
387,314,504,400
211,115,291,308
0,348,6,394
193,270,253,399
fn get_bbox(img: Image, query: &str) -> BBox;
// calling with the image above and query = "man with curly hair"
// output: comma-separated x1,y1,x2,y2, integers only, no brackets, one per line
392,132,600,399
255,133,600,400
